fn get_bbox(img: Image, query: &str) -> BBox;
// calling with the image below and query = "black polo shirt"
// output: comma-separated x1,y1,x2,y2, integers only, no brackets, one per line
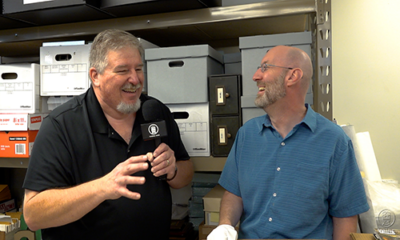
23,87,190,240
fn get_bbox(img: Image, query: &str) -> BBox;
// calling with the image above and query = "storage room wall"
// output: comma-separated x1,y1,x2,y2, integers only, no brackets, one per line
332,0,400,182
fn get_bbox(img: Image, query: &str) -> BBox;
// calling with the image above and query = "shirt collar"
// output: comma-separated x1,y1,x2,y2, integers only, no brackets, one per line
301,104,317,133
87,86,108,134
260,104,317,133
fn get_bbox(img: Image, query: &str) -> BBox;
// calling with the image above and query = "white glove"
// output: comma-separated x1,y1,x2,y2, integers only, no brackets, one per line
207,224,238,240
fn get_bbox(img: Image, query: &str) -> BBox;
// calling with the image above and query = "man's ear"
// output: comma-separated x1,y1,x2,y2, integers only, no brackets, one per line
287,68,303,87
89,67,100,87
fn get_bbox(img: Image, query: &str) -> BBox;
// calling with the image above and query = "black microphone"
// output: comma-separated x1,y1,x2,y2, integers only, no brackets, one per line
141,99,168,180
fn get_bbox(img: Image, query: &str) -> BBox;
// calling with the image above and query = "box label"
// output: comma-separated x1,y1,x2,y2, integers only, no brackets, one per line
0,82,34,111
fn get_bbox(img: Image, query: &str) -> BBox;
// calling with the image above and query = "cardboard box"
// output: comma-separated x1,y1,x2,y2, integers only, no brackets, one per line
47,96,74,111
198,221,216,240
350,233,375,240
0,63,40,114
203,184,226,225
0,185,11,203
0,228,18,240
198,221,239,240
239,32,312,98
168,103,210,156
146,45,224,104
224,52,242,75
40,44,91,96
0,212,21,240
138,38,159,94
205,211,219,226
203,184,225,212
0,199,16,214
0,113,47,131
0,130,38,158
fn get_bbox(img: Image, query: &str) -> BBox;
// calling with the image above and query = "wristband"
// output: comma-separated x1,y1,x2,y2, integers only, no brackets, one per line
167,165,178,181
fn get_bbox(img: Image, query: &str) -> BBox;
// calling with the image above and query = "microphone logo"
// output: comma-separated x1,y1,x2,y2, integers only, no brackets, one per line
148,124,160,137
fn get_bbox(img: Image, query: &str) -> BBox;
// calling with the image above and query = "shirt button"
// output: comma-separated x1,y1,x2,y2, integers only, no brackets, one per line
273,193,277,197
277,167,281,171
269,218,272,222
281,142,285,146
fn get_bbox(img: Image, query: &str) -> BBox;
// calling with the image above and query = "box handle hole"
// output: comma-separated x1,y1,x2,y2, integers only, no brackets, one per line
172,112,189,119
169,61,184,68
1,73,18,80
55,54,72,61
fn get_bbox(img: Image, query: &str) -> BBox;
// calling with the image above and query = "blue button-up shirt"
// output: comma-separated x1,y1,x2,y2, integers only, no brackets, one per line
219,104,369,240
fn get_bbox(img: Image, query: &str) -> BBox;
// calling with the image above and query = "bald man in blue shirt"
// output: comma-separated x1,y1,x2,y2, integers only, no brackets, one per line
208,45,369,240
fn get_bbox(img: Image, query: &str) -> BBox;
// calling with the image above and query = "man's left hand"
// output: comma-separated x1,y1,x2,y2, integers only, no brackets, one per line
147,143,176,179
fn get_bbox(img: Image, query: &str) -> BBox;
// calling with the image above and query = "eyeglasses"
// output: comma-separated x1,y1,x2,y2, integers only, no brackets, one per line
257,63,293,73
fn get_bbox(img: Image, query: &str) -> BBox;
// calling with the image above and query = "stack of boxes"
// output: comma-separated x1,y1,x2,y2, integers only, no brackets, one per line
40,42,92,110
199,184,240,240
0,185,20,240
0,212,21,240
0,37,160,158
145,44,224,157
223,52,242,75
188,173,220,232
0,63,48,158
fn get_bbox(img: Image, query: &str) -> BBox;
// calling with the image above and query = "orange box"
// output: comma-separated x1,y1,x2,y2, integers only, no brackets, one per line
0,130,38,158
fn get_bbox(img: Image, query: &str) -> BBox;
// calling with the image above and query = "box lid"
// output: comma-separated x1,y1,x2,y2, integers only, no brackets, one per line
239,32,312,50
145,44,224,63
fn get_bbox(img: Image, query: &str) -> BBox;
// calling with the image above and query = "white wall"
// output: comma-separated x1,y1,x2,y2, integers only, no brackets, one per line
332,0,400,182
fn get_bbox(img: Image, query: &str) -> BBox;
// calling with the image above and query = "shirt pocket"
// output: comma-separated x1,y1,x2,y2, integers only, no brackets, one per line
292,162,328,201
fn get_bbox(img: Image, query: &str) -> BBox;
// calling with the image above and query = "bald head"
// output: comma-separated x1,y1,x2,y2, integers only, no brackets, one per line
268,45,313,94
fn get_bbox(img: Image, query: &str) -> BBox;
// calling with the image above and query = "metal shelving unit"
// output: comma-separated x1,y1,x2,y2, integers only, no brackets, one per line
0,0,332,171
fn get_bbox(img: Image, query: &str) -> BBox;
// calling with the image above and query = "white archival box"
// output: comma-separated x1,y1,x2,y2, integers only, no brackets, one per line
167,103,210,157
145,44,224,104
0,63,40,114
40,43,91,96
137,37,159,94
0,113,48,131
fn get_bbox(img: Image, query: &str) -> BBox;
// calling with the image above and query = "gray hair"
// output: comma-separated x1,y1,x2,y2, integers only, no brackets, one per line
89,29,144,74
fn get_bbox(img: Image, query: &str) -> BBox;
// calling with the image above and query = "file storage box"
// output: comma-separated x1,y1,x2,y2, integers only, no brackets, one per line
0,63,40,114
40,44,91,96
146,45,224,104
168,103,210,157
223,52,242,75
